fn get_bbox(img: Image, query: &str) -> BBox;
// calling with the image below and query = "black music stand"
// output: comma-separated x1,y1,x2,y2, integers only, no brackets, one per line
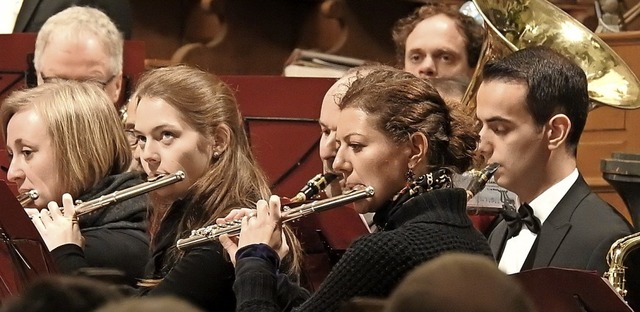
601,152,640,231
511,267,632,312
0,180,56,301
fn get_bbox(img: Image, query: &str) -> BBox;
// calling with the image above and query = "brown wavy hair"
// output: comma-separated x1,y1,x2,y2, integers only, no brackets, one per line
338,67,478,174
392,3,485,70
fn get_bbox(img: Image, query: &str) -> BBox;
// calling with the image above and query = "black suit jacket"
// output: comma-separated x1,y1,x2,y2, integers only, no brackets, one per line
488,174,633,275
13,0,132,39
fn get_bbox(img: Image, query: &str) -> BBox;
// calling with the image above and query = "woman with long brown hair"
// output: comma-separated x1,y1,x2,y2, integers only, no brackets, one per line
131,65,300,311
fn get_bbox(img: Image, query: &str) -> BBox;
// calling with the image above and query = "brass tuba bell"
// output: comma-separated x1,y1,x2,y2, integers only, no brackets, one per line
461,0,640,112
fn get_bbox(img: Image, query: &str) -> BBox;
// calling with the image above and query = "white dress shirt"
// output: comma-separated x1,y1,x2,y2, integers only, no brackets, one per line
498,168,579,274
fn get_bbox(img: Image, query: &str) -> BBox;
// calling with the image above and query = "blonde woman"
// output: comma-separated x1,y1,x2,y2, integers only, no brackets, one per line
1,81,149,285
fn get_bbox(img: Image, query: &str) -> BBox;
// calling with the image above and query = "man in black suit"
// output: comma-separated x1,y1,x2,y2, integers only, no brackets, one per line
13,0,132,39
475,46,633,275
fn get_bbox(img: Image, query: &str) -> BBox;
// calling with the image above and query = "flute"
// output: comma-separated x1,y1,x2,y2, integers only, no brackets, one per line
17,190,39,207
75,171,186,216
176,186,375,250
29,171,186,219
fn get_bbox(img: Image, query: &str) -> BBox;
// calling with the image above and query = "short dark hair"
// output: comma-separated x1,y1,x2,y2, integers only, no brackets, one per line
392,3,485,70
339,68,478,174
482,46,589,154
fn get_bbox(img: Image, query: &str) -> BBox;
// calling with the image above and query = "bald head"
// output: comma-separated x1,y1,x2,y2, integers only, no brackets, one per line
319,73,354,197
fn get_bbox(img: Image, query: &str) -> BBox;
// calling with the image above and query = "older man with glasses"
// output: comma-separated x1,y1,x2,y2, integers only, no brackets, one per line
122,96,142,172
33,6,144,172
33,6,124,105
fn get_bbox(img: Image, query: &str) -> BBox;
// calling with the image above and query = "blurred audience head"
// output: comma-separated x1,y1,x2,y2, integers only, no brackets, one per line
343,253,537,312
0,275,124,312
384,253,536,312
95,296,203,312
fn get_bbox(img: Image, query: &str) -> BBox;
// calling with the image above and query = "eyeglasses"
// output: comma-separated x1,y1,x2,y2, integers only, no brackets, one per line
124,129,138,147
40,72,116,90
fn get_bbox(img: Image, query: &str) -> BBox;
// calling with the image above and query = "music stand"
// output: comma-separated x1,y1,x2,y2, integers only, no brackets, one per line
0,180,56,301
511,267,632,312
220,76,370,291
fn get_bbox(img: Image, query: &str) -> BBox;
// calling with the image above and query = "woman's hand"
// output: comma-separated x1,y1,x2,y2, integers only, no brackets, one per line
24,208,39,218
30,193,83,251
219,195,288,266
217,208,254,262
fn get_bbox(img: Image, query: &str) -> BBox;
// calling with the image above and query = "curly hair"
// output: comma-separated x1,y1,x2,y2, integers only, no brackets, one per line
392,3,485,70
339,67,478,174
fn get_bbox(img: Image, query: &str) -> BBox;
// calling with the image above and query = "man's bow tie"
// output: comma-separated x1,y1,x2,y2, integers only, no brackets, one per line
503,203,541,239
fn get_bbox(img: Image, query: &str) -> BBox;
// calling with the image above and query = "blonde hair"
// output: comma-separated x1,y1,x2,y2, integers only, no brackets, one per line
34,6,123,76
0,81,131,197
133,65,301,274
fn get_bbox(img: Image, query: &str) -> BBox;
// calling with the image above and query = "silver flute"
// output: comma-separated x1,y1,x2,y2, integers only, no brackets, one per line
176,186,375,250
75,171,186,216
17,190,39,207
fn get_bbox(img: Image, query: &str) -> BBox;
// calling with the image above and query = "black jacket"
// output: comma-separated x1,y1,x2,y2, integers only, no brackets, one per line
142,199,236,312
50,172,150,285
488,174,633,274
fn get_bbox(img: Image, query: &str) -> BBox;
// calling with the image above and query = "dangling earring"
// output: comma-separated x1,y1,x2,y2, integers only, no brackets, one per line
213,151,220,159
405,167,418,196
405,167,415,183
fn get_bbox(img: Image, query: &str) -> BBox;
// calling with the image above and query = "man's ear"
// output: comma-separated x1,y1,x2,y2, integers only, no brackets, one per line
547,114,571,150
111,73,124,104
407,132,429,169
210,124,231,156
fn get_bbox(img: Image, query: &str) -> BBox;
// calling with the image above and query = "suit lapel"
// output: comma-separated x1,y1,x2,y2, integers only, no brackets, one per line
488,221,509,260
532,175,591,267
13,0,42,32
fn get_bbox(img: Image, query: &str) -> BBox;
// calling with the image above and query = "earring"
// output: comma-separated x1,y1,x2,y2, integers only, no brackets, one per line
213,151,220,159
405,168,415,183
403,167,418,196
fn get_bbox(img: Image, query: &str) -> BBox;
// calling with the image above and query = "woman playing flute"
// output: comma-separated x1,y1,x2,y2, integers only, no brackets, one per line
1,81,149,285
221,67,494,312
130,65,302,311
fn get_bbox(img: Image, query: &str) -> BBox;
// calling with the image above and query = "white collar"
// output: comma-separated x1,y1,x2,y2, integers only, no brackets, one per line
528,168,578,224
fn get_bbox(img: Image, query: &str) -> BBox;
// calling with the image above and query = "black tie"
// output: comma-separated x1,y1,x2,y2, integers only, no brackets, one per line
503,203,541,239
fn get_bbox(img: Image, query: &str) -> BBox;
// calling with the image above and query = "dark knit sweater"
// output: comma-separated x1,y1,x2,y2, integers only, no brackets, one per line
233,187,494,312
141,199,236,312
50,172,150,285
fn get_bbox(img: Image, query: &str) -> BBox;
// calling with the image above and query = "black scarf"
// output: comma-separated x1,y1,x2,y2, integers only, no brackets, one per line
373,169,453,230
77,171,148,232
